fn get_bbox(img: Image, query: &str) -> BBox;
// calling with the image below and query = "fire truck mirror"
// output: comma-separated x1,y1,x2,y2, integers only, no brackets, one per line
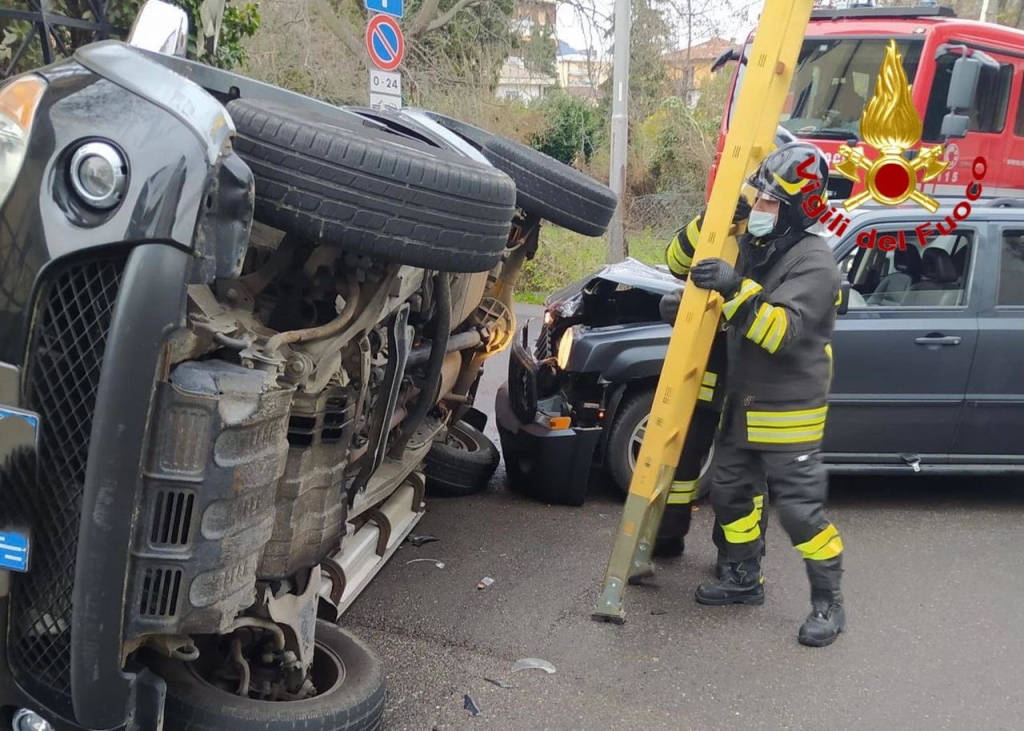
946,55,982,112
940,113,970,140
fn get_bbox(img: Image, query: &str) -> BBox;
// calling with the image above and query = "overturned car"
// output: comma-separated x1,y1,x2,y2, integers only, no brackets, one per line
0,5,616,729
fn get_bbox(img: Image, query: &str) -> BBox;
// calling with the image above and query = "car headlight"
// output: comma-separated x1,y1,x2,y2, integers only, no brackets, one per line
0,75,46,210
556,327,575,370
558,292,583,318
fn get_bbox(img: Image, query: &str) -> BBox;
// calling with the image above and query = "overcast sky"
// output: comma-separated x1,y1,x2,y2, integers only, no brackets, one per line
554,0,763,58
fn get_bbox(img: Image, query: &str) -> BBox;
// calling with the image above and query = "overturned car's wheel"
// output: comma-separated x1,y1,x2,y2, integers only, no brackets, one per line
423,420,500,496
227,99,517,273
156,621,385,731
606,388,716,498
424,112,618,237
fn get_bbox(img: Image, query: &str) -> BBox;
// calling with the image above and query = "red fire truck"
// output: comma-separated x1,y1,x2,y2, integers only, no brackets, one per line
709,4,1024,203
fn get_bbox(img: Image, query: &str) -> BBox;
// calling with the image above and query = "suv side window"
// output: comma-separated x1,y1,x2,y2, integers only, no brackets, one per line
997,229,1024,306
838,229,973,308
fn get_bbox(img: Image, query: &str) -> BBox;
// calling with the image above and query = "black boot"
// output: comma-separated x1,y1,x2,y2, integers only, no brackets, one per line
653,535,684,558
798,556,845,647
653,504,692,558
695,557,764,605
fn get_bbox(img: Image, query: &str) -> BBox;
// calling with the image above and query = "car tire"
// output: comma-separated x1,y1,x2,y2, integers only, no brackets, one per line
606,388,715,498
156,620,385,731
423,420,500,496
227,99,517,273
424,113,618,237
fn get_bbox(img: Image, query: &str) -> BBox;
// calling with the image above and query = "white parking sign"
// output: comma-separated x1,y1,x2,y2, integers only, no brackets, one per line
370,70,401,97
369,70,401,111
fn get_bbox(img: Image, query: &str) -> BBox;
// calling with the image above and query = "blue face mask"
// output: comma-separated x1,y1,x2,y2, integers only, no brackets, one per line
748,210,777,237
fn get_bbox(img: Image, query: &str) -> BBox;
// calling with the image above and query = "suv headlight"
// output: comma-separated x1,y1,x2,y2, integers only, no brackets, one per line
556,326,575,370
558,292,583,318
0,75,46,210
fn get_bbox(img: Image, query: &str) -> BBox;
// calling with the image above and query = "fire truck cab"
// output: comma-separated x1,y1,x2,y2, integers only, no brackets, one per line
711,4,1024,203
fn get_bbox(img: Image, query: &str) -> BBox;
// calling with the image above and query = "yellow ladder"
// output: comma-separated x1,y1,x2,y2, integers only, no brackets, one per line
591,0,816,623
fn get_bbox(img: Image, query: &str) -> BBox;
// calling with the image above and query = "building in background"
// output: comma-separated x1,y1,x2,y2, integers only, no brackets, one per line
496,56,557,102
514,0,557,36
498,0,558,102
664,36,735,107
556,43,609,103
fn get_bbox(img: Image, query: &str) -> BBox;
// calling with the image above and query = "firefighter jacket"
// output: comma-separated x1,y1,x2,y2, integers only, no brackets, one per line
667,219,840,451
721,230,840,450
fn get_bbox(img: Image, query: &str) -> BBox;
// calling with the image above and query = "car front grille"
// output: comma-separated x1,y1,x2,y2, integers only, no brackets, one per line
534,322,554,361
508,340,538,424
6,255,126,712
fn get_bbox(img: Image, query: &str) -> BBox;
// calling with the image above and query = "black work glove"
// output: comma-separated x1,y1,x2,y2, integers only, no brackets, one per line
690,258,743,299
659,288,682,323
694,196,752,232
731,196,752,224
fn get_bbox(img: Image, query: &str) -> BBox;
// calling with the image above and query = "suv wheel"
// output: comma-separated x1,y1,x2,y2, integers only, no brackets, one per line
607,388,715,497
154,620,384,730
423,420,500,496
227,99,516,273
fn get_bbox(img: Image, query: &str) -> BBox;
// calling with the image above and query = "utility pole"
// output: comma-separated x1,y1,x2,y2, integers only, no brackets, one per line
979,0,990,22
606,0,631,263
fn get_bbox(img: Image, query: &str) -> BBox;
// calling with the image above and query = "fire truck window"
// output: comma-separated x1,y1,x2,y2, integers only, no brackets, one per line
923,55,955,142
777,38,922,137
925,58,1014,139
997,230,1024,306
969,64,1014,133
1015,74,1024,137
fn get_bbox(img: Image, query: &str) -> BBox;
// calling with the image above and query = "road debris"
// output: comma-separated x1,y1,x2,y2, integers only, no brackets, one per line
651,608,668,616
477,576,495,590
484,677,512,689
405,558,445,569
511,658,557,675
464,694,481,716
407,533,439,547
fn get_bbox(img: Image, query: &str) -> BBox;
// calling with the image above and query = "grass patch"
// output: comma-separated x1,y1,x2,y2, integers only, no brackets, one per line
517,225,670,298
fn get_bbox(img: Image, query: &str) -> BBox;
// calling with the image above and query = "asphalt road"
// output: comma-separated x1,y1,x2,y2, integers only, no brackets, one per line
345,304,1024,730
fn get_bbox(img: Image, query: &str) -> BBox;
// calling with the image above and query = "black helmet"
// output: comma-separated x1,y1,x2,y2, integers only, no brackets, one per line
744,141,829,237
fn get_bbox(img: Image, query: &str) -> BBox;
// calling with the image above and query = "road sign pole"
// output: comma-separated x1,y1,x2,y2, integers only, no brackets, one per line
606,0,630,265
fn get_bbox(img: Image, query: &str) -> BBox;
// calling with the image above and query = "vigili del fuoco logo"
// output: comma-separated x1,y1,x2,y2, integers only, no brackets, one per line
785,40,987,251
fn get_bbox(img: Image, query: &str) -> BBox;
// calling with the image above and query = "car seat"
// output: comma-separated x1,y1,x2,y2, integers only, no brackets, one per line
903,248,962,306
952,245,968,279
866,245,922,305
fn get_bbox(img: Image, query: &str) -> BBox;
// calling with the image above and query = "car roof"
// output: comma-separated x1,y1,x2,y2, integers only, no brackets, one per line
839,196,1024,224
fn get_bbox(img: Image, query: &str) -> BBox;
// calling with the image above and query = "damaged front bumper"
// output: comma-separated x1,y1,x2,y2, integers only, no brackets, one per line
494,338,601,507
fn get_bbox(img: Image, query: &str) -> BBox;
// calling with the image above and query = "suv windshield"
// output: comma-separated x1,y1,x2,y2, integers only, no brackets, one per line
728,37,924,140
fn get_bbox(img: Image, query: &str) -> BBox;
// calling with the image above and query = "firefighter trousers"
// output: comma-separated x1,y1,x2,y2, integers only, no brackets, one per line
708,418,843,571
657,403,720,546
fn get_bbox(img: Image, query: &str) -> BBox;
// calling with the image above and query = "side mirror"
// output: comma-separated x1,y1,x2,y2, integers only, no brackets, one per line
940,113,970,139
946,55,982,110
127,0,190,57
837,281,851,316
711,48,740,74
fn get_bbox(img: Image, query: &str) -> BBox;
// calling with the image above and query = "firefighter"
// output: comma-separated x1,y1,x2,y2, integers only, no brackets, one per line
658,200,769,574
672,141,845,647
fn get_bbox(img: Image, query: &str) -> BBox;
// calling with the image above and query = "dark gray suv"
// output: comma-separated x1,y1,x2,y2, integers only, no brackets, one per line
496,198,1024,505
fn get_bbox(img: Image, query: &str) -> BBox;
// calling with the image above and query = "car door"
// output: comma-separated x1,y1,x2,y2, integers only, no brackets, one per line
822,220,979,465
954,221,1024,460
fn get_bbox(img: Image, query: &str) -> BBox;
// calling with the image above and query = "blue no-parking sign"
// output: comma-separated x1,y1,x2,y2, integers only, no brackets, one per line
365,0,403,18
